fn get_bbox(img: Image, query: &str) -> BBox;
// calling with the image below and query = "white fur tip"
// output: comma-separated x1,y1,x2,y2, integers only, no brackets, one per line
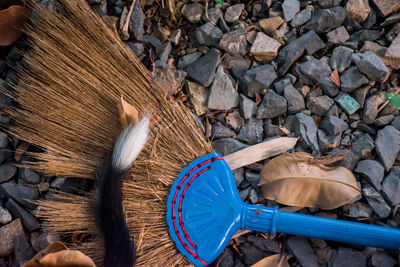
112,117,150,171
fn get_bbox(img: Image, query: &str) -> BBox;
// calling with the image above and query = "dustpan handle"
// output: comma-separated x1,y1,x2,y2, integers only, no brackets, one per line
241,204,400,250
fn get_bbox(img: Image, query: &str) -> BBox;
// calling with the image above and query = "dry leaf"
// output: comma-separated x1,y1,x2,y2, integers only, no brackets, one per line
117,96,138,128
330,69,340,87
24,241,96,267
255,92,262,107
251,254,290,267
0,5,29,46
14,141,29,161
259,152,360,210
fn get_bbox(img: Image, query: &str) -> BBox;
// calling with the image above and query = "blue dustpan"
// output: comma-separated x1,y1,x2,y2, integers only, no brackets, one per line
166,153,400,266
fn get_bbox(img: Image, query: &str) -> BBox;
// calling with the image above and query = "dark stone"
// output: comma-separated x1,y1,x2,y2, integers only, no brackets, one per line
375,126,400,171
352,52,390,82
178,52,202,69
304,6,346,32
382,172,400,206
239,94,256,119
284,84,305,114
0,148,12,164
330,46,353,73
0,132,7,148
219,29,247,55
277,30,325,75
353,86,370,109
330,247,367,267
219,248,234,267
245,172,259,188
182,2,204,24
319,77,339,97
186,81,208,116
354,160,384,191
363,94,386,124
241,65,278,98
320,115,348,135
233,168,244,186
370,250,397,267
374,115,394,127
349,30,381,47
296,58,331,85
155,66,186,95
264,119,283,137
294,113,320,154
186,49,220,87
237,118,264,144
224,4,244,23
211,138,248,156
212,122,236,138
36,232,62,252
247,235,281,253
14,233,36,265
196,22,223,46
391,116,400,130
342,202,373,218
0,205,12,224
257,90,287,119
318,129,341,152
386,22,400,42
287,236,320,267
282,0,300,21
340,67,369,92
357,123,376,135
128,0,144,40
239,243,270,265
353,133,375,158
362,184,391,218
0,181,39,210
0,164,17,183
18,168,40,184
326,26,350,44
223,55,251,79
291,5,313,27
5,199,39,232
206,7,223,25
307,96,334,116
207,66,239,110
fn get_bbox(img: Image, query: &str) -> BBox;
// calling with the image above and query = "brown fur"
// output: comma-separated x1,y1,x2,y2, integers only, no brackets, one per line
5,0,212,265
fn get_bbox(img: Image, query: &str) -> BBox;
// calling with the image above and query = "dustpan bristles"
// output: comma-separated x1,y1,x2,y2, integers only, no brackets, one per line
6,0,212,265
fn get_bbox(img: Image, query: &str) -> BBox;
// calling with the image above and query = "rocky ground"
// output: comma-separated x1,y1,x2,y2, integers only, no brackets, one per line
1,0,400,266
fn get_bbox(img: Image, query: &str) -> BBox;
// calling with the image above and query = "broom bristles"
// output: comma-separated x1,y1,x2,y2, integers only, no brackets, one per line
5,0,213,266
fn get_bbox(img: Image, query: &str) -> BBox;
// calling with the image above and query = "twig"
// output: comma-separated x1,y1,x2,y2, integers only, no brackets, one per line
168,0,176,22
205,0,209,20
120,0,137,40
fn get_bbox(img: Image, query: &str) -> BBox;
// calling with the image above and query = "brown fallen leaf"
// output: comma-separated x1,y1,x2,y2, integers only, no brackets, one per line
23,241,96,267
0,5,29,46
330,69,340,87
117,96,138,128
258,152,360,210
251,254,290,267
14,141,29,161
254,92,262,107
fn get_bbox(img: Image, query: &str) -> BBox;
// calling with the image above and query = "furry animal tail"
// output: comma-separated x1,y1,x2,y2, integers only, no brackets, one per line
95,117,150,267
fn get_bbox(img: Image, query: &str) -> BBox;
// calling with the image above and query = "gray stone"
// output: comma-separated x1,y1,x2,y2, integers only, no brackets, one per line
382,172,400,206
363,94,386,124
349,30,382,48
0,132,7,148
155,66,186,95
0,181,39,210
353,133,375,158
296,58,331,85
36,232,62,251
220,248,234,267
264,119,284,137
374,115,395,127
224,4,244,23
206,8,223,24
305,6,346,32
239,243,270,265
386,22,400,42
196,22,223,46
284,84,305,114
295,113,320,154
340,67,369,92
355,160,384,191
186,81,208,116
375,126,400,171
330,247,367,267
318,129,341,152
219,29,247,55
258,16,284,35
207,66,239,110
128,0,144,40
212,122,236,138
127,42,144,59
319,77,339,97
233,168,244,186
346,0,371,22
335,93,360,115
287,236,320,267
371,250,397,267
250,32,281,62
353,86,370,109
362,184,391,218
211,138,248,156
0,206,11,224
320,115,348,135
277,30,325,75
282,0,300,21
391,116,400,130
291,6,314,27
248,189,259,204
247,235,281,253
182,2,204,24
330,46,353,73
237,119,263,144
19,168,40,184
274,78,292,95
352,52,389,82
185,49,220,87
0,164,17,183
239,94,257,119
241,65,277,98
178,52,202,69
14,233,36,265
342,202,373,218
245,172,260,188
326,26,350,44
5,199,39,232
0,218,23,254
257,90,287,119
307,96,334,115
239,186,251,200
223,55,251,79
372,0,400,17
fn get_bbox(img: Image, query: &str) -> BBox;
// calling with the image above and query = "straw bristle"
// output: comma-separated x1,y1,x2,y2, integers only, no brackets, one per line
6,0,213,265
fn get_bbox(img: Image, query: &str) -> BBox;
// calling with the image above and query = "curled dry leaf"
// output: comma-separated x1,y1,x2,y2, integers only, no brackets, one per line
330,69,340,87
251,254,290,267
23,241,96,267
0,5,29,46
117,96,138,128
258,152,360,210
